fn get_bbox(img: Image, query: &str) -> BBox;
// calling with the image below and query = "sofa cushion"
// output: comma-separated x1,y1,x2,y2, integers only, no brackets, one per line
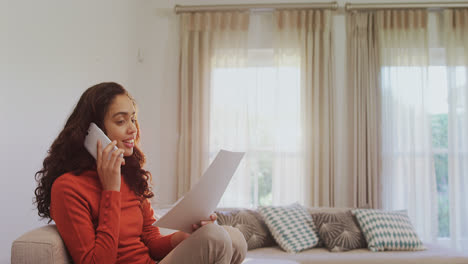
352,209,425,252
215,209,276,250
312,211,367,252
258,203,319,253
246,244,468,264
11,225,72,264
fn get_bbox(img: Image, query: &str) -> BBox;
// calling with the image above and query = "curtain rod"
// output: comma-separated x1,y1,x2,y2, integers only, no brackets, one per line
174,2,338,14
346,2,468,10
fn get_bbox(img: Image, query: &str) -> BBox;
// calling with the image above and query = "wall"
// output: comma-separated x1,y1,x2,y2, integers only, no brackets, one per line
131,0,180,207
2,0,145,262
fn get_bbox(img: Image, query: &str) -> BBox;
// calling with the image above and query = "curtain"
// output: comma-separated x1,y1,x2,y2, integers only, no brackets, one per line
274,9,335,207
351,8,468,248
211,9,335,208
443,8,468,250
177,11,249,198
209,13,272,207
346,12,382,209
211,12,306,207
378,10,438,243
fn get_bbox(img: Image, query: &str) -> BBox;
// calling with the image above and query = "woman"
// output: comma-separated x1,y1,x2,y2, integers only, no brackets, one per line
34,82,247,264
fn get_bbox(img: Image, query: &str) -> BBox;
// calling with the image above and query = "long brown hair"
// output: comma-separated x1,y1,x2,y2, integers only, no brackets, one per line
34,82,154,220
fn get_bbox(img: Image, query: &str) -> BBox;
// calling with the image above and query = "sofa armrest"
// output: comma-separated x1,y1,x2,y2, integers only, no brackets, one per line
11,225,72,264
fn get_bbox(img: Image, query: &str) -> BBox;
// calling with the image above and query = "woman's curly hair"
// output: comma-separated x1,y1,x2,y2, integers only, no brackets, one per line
34,82,154,221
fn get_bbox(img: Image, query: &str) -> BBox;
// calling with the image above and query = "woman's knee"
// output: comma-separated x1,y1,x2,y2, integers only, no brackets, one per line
196,223,231,245
222,226,247,263
159,224,233,264
195,224,233,257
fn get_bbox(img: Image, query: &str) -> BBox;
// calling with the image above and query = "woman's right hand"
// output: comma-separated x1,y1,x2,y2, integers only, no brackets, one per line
96,140,125,191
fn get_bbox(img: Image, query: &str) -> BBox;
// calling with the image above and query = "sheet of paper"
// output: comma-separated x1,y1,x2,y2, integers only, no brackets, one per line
155,150,245,233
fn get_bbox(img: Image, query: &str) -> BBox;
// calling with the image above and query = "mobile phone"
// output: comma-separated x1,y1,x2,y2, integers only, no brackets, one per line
84,122,119,160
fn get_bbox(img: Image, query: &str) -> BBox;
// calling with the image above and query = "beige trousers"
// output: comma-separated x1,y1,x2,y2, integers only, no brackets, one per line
158,224,247,264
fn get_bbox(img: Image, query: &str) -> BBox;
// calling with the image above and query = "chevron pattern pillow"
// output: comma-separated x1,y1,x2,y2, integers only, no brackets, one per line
351,209,426,252
258,203,319,253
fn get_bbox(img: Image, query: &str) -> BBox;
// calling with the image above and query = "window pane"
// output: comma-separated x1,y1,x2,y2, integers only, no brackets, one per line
428,66,449,238
434,153,449,237
254,151,273,206
383,65,450,239
211,60,301,207
431,114,448,149
427,65,450,239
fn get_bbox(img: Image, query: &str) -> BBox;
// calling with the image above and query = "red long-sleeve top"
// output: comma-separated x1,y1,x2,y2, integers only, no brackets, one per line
50,170,174,264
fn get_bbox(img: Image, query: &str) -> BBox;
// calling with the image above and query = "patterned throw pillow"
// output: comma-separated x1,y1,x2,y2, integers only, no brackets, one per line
258,203,319,253
352,209,426,252
311,211,367,252
215,209,276,250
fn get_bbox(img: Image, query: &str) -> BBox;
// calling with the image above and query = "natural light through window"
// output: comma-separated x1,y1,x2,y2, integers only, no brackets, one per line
383,64,467,239
209,50,302,208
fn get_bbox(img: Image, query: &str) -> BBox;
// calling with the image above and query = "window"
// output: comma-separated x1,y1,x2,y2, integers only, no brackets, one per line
428,65,467,239
382,63,468,239
209,49,302,208
428,66,449,238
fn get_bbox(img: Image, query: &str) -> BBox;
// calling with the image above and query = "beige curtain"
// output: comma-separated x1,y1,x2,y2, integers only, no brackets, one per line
274,9,335,207
346,11,382,209
443,8,468,250
176,12,249,198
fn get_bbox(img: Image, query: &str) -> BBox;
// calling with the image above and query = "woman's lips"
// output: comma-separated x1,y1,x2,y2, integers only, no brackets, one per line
123,142,134,148
122,139,134,148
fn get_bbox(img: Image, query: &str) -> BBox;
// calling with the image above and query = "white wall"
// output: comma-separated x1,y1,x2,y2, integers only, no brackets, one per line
130,0,180,207
2,0,147,262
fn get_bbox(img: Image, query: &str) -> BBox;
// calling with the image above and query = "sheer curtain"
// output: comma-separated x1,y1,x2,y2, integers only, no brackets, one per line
213,9,335,208
209,12,274,207
274,9,335,207
378,10,438,243
212,12,304,207
355,8,468,248
443,8,468,250
177,11,249,198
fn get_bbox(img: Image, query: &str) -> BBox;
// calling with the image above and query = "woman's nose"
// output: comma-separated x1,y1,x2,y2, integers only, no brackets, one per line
128,122,137,134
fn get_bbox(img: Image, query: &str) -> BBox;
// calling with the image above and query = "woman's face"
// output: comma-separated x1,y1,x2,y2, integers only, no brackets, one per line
103,94,138,157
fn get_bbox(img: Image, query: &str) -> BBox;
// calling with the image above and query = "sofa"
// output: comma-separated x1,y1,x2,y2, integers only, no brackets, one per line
11,206,468,264
243,244,468,264
216,206,468,264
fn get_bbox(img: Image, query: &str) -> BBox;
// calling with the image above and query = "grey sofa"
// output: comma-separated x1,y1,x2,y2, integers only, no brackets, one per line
11,225,70,264
11,208,468,264
243,244,468,264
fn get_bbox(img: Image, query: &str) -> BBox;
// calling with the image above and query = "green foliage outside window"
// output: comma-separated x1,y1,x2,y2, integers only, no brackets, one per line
251,151,273,206
431,114,449,238
247,115,451,237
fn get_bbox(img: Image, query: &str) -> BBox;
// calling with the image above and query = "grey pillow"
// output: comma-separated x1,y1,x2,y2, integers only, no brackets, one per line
215,209,276,250
311,211,367,252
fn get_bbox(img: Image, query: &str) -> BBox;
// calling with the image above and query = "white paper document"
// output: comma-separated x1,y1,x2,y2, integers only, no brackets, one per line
155,150,245,233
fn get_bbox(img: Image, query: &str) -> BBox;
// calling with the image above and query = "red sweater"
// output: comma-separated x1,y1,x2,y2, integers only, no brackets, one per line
50,171,174,264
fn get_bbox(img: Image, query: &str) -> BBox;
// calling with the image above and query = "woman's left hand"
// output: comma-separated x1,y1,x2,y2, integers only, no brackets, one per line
170,214,218,247
192,213,217,231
